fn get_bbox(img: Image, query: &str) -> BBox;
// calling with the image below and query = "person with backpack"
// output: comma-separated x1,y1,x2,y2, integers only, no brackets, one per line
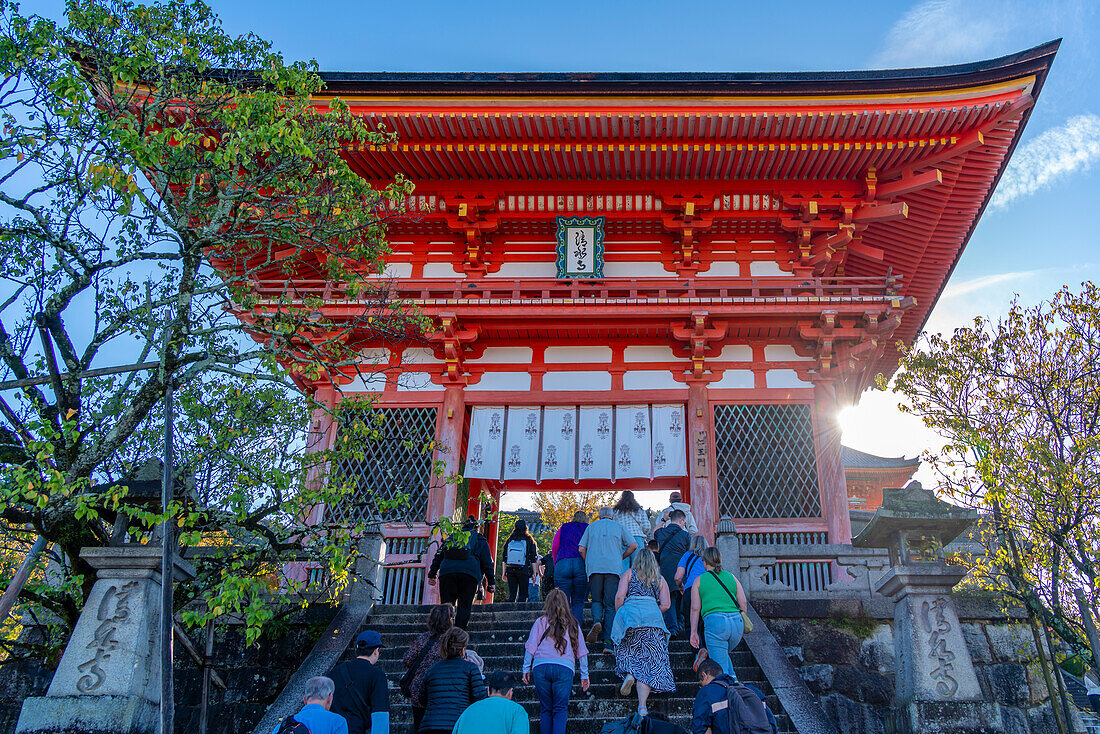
653,491,699,536
689,547,749,678
328,630,389,734
427,517,495,629
653,509,691,637
522,588,591,734
417,627,487,734
692,658,777,734
504,519,539,603
538,552,555,599
578,506,637,649
271,676,349,734
551,511,590,623
675,535,710,671
400,605,454,731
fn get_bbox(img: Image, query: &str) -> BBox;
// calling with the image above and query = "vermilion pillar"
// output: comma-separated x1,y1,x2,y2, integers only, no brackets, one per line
687,383,718,542
813,380,853,544
428,384,465,523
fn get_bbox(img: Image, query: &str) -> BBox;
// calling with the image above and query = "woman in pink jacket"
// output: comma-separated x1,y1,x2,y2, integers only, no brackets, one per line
522,588,590,734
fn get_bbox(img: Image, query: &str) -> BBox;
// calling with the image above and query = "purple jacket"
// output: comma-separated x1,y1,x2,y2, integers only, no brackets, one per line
553,522,588,562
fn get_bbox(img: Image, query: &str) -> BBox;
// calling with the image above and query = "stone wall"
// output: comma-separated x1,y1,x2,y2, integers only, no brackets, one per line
0,603,336,734
765,613,1068,734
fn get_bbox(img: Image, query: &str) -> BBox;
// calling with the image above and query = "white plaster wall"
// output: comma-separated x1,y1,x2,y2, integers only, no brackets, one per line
467,372,532,391
710,370,755,389
766,369,812,388
543,370,613,391
466,347,534,364
623,345,678,363
717,344,753,361
750,261,786,276
544,346,613,363
609,261,674,277
364,263,413,278
401,347,443,365
396,372,439,392
623,370,682,390
700,261,742,276
764,345,814,362
343,371,388,392
359,347,391,364
422,262,462,278
486,261,558,278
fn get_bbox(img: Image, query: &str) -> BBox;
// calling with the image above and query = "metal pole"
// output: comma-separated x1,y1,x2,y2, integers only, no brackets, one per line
160,370,175,734
0,535,47,623
1076,589,1100,675
199,620,214,734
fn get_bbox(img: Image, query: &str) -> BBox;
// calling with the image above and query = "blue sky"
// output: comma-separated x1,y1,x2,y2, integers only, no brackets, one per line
33,0,1100,504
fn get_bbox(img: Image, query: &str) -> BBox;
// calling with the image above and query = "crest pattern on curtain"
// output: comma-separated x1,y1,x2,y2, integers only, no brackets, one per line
465,404,686,482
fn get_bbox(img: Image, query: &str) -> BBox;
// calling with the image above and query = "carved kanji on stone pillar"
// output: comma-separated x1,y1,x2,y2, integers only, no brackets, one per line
661,194,715,276
442,195,500,277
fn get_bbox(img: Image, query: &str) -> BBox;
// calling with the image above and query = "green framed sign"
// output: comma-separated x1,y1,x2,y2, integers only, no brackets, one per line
555,215,605,278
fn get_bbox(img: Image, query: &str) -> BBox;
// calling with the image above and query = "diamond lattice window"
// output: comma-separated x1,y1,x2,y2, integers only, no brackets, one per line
326,406,437,525
713,404,821,519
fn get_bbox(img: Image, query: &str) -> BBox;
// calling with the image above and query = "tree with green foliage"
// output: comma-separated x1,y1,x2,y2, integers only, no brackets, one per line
0,0,423,655
887,282,1100,732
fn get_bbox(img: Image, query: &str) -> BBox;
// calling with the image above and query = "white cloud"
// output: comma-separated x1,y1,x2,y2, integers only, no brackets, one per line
939,271,1036,299
871,0,1021,69
990,114,1100,209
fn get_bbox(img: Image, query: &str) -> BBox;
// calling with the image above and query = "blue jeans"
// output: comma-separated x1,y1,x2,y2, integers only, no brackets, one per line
704,611,745,677
588,572,619,644
663,588,682,637
533,662,573,734
554,557,588,623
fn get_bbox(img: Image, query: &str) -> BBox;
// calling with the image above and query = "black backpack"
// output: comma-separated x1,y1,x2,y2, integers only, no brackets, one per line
600,713,688,734
715,680,776,734
444,533,476,561
275,715,311,734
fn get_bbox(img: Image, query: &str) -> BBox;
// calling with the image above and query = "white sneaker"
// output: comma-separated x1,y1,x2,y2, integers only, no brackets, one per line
620,674,636,696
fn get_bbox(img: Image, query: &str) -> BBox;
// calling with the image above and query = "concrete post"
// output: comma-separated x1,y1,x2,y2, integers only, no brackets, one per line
876,565,1005,733
16,546,194,734
714,518,740,582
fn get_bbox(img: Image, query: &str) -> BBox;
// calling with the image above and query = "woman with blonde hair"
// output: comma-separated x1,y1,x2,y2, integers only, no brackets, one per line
689,546,748,678
610,544,675,718
522,588,590,734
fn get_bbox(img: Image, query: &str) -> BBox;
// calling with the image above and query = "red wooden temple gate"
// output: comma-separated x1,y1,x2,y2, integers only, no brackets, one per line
257,44,1056,604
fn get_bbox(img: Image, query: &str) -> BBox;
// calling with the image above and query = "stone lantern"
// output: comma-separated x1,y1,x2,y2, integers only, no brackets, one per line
853,482,1004,734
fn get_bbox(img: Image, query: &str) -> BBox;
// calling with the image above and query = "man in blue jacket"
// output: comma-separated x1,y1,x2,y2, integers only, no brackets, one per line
428,517,495,629
692,659,777,734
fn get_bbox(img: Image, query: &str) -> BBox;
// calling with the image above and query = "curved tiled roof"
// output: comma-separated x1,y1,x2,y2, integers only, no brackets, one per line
842,445,921,470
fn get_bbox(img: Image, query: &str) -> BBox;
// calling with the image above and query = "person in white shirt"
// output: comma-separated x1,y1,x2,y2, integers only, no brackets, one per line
653,491,698,536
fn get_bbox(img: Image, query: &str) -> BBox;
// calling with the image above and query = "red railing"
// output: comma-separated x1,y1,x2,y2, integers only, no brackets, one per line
248,275,902,303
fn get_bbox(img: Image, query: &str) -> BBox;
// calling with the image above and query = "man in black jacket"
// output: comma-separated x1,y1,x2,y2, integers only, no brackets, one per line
428,517,495,629
653,509,691,637
328,630,389,734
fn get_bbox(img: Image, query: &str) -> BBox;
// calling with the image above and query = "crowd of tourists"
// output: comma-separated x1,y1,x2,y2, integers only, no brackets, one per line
274,492,775,734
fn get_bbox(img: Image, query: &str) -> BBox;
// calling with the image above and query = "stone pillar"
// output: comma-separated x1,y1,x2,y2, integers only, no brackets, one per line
876,565,1005,734
714,518,740,580
428,384,465,524
349,523,387,606
813,380,853,544
687,382,717,542
16,546,194,734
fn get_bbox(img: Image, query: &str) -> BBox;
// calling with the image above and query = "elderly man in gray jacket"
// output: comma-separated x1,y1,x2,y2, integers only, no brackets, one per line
578,506,637,650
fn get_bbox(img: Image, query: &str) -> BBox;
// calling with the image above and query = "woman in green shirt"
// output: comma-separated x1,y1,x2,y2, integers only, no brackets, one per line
689,546,748,677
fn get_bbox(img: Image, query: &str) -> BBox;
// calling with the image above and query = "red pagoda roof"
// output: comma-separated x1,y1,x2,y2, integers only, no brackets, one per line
302,42,1057,382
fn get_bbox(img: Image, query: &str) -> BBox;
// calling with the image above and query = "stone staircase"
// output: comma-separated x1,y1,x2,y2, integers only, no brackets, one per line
356,602,797,733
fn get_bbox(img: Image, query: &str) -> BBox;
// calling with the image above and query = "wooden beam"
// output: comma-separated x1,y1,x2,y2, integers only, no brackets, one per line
852,202,908,222
877,169,942,199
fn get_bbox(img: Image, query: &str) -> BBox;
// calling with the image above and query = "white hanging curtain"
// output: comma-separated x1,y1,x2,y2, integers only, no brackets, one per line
502,407,541,480
651,404,688,478
539,406,577,481
614,405,652,479
577,406,614,480
465,407,506,479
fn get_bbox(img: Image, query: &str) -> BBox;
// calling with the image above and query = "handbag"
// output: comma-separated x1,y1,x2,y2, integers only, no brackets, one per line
708,570,753,633
399,632,441,698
